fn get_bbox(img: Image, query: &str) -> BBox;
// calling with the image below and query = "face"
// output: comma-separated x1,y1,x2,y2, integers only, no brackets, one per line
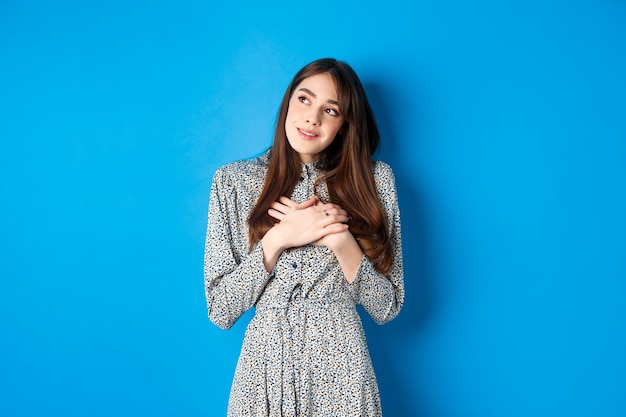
285,72,345,163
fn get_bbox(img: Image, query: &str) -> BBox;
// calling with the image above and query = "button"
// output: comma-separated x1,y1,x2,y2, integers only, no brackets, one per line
291,262,298,269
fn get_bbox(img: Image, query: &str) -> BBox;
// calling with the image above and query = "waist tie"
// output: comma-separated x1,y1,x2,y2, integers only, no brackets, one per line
255,294,355,315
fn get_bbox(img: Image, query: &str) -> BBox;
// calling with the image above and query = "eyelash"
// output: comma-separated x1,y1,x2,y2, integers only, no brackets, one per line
298,96,340,117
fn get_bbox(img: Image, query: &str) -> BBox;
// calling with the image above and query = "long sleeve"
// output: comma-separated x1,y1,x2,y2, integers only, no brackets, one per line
345,162,405,325
204,166,272,330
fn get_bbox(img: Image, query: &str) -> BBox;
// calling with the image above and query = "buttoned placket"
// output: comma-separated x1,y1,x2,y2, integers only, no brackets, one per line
280,161,321,415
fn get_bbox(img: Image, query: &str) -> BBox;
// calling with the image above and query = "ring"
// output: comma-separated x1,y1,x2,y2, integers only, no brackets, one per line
324,210,329,216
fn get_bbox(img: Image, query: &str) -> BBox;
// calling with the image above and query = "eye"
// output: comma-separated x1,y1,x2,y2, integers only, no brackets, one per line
298,96,310,104
325,108,340,117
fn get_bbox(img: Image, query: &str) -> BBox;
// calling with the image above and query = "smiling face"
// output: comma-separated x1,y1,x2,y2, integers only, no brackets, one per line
284,72,345,163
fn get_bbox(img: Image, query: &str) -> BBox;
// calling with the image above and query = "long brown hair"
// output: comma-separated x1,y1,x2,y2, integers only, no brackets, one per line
248,58,393,274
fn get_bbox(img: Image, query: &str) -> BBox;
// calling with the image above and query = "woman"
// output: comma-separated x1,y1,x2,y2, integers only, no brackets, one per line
204,58,404,416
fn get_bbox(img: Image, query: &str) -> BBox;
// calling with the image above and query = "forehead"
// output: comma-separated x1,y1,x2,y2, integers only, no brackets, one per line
295,73,339,100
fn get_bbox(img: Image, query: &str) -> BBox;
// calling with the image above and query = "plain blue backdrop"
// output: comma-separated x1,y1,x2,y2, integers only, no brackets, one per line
1,1,625,416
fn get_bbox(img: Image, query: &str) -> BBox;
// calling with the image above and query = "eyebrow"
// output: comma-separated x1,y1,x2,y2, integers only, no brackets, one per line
298,87,340,106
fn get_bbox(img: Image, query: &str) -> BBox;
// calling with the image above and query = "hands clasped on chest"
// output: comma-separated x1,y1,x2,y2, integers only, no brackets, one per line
260,195,363,283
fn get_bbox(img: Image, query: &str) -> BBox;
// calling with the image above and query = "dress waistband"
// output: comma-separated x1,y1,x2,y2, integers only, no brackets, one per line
255,293,355,314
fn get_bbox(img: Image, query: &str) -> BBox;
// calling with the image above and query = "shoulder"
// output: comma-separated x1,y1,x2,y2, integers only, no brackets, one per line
371,160,397,188
215,150,270,176
371,160,399,209
370,161,400,220
210,152,269,204
212,150,270,186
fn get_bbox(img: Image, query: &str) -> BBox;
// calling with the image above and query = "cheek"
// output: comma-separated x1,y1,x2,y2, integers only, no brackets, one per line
285,109,295,129
331,120,345,137
285,110,297,138
285,99,301,121
285,108,299,126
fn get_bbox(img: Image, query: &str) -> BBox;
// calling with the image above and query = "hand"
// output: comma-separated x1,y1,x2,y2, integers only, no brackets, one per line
312,227,355,252
313,227,364,282
265,196,349,249
263,196,363,282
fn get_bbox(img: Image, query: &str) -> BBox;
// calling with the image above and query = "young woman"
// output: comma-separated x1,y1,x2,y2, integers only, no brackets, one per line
204,58,404,417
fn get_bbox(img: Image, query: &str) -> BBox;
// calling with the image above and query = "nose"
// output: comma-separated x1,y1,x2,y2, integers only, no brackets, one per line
305,109,320,125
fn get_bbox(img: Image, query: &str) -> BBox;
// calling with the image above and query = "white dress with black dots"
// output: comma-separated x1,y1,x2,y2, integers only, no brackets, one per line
204,150,404,417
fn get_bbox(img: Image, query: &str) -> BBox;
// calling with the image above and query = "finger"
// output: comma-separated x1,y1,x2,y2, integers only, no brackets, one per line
321,207,349,219
270,201,290,214
323,214,350,226
267,208,285,220
296,196,319,209
318,203,347,214
278,196,298,208
322,223,350,234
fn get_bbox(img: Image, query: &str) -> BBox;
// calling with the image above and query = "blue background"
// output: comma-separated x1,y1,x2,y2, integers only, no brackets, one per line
1,1,625,416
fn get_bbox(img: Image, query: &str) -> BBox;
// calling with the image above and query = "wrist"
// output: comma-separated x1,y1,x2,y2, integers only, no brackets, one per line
332,233,363,283
333,232,361,258
260,227,285,272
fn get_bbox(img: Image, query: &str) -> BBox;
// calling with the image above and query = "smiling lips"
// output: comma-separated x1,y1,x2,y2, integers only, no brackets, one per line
297,127,319,140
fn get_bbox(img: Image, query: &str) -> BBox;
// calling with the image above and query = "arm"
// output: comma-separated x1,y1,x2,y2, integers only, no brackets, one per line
312,228,363,283
203,167,272,330
344,163,405,325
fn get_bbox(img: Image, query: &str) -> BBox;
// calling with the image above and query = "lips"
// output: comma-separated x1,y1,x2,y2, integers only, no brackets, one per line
297,127,319,140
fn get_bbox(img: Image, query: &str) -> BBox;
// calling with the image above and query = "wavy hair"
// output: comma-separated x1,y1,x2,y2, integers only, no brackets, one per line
248,58,392,274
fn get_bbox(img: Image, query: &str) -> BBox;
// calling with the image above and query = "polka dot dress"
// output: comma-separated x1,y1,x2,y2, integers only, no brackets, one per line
204,150,404,416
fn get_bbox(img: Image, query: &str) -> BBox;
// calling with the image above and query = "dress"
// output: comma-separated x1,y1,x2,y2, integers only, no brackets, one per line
204,150,404,417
